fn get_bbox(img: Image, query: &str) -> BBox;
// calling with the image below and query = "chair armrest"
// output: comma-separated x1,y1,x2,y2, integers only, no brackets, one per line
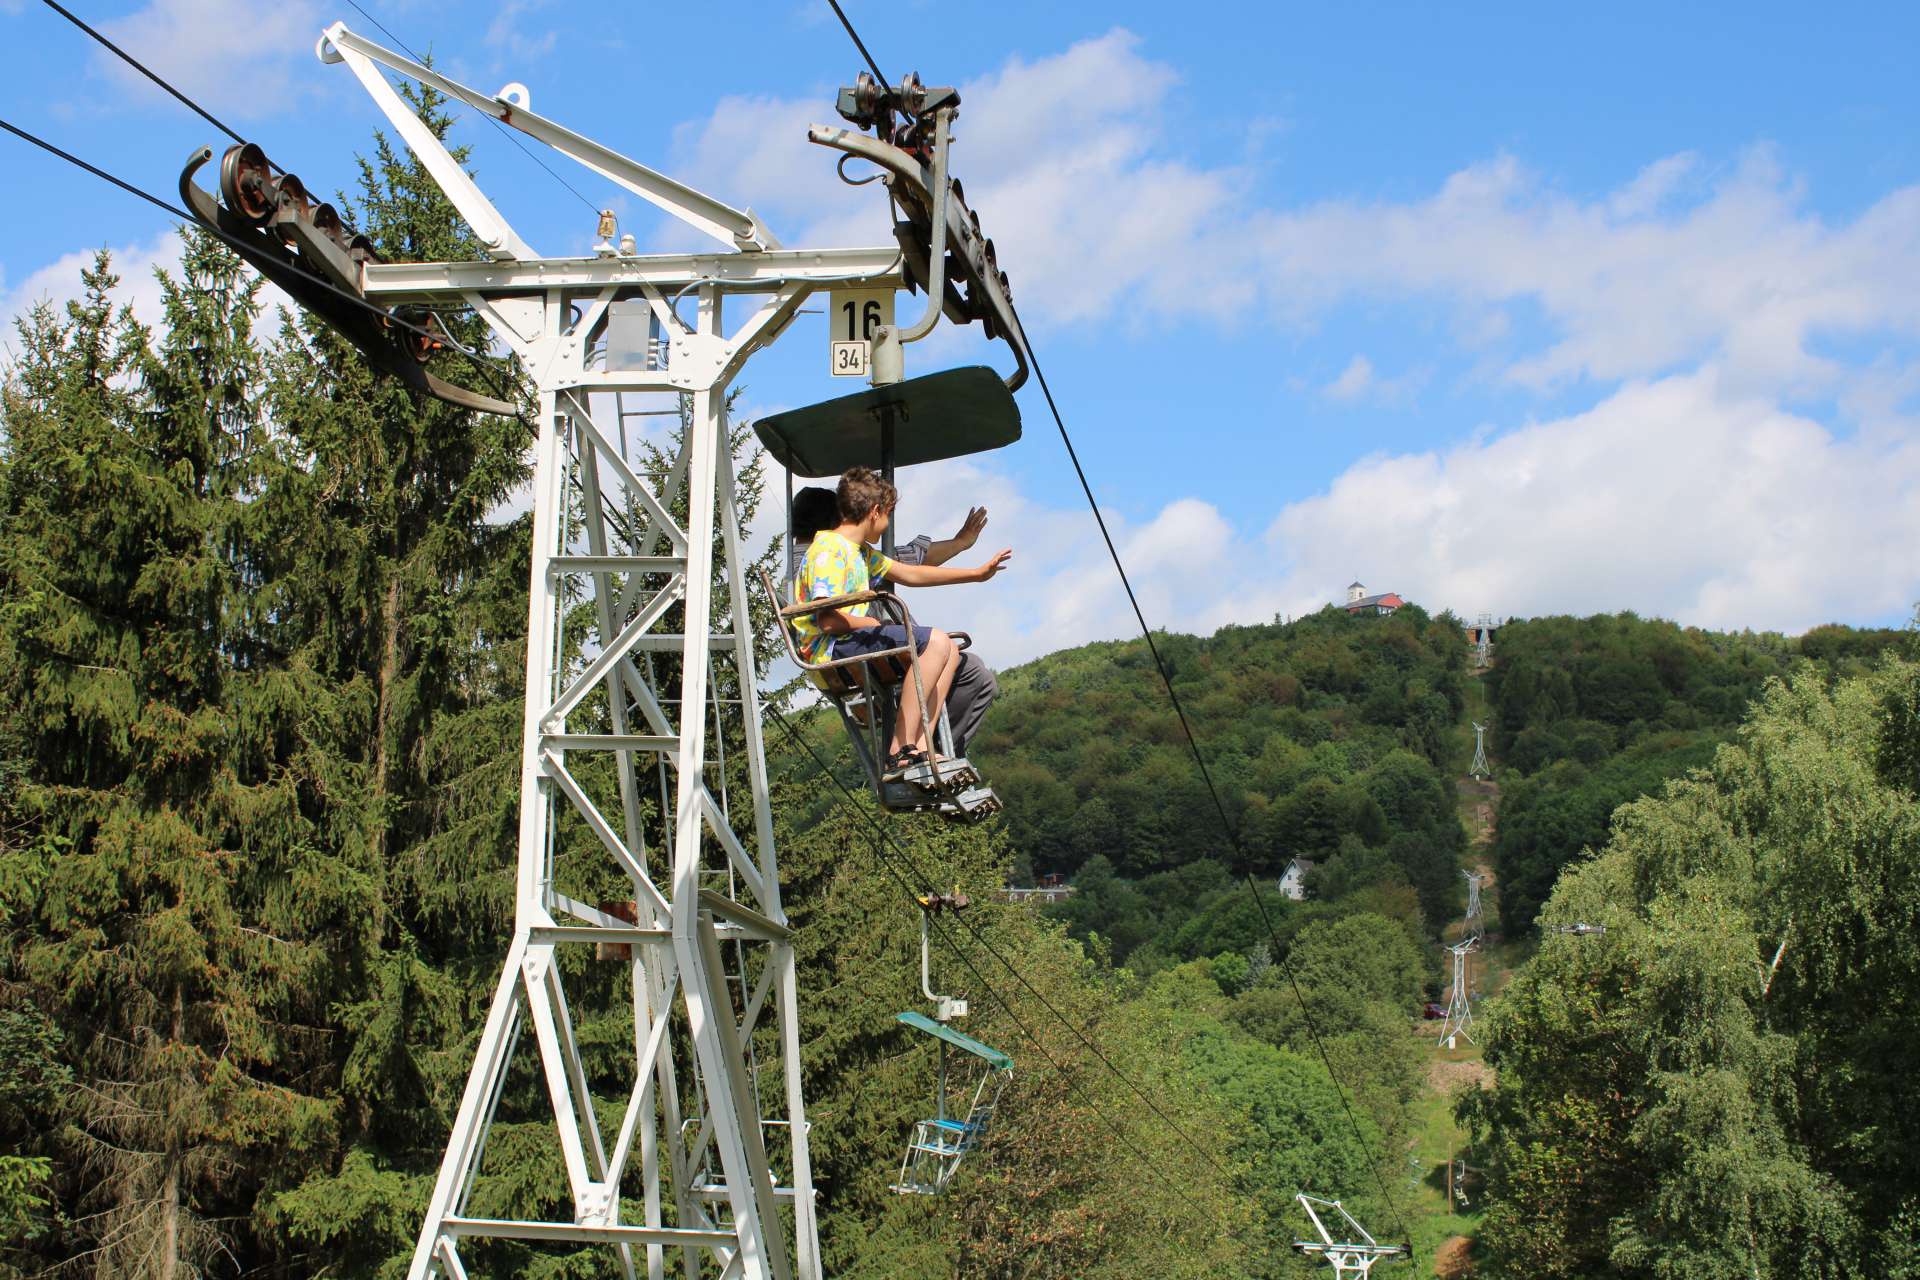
778,587,884,620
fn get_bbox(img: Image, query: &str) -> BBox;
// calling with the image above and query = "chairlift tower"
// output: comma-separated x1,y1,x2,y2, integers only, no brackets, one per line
173,24,1020,1280
1472,612,1494,668
1439,872,1483,1048
1292,1195,1410,1278
1439,937,1479,1048
1470,721,1490,780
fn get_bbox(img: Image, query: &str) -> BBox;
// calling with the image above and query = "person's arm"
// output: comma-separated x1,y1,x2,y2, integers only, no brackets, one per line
921,507,988,566
814,604,886,635
885,548,1012,587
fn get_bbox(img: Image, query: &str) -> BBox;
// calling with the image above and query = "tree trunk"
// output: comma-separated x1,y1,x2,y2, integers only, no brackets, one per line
374,575,399,861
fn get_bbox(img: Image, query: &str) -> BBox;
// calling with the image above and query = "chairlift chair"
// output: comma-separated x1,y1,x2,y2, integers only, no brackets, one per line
755,366,1021,824
889,893,1012,1195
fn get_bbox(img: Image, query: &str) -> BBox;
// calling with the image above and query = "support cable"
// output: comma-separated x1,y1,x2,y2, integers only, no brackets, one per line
40,0,244,144
1012,302,1419,1255
825,0,891,88
0,117,528,425
767,705,1237,1184
764,704,1240,1227
339,0,601,216
817,1,1415,1252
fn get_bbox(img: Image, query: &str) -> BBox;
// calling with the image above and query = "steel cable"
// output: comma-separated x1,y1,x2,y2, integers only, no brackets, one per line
764,703,1243,1230
821,0,1418,1255
41,0,244,144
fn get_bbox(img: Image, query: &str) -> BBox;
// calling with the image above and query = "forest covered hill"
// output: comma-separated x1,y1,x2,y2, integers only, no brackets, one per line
936,602,1907,973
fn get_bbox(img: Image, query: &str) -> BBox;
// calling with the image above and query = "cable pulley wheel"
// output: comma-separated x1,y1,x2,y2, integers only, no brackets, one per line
270,172,310,221
218,142,275,226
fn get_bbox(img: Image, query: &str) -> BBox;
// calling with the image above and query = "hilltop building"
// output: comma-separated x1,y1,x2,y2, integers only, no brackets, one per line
1341,581,1404,616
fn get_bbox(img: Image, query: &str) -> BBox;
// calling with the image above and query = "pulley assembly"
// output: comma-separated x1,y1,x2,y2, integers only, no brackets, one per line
179,141,516,417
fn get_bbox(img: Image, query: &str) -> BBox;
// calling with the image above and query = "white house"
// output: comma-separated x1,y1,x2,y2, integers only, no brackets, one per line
1277,857,1318,901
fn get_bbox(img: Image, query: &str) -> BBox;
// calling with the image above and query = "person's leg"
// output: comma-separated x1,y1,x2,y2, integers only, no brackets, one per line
898,629,956,755
943,652,998,756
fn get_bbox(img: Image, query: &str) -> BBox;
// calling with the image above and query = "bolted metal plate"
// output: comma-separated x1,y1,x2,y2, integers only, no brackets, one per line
752,366,1021,478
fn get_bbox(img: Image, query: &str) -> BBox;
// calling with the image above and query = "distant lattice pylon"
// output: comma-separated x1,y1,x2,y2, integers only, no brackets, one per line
1440,937,1478,1047
1462,871,1483,929
1470,721,1490,779
1472,612,1494,668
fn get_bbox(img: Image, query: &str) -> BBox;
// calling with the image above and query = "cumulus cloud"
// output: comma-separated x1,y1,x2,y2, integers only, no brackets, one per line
94,0,325,122
1258,148,1920,395
926,366,1920,668
1263,368,1920,629
1,229,185,348
2,229,299,369
671,31,1920,396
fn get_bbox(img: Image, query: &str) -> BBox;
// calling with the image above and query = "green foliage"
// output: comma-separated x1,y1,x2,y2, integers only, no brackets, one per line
977,608,1469,881
1463,659,1920,1278
1486,613,1909,935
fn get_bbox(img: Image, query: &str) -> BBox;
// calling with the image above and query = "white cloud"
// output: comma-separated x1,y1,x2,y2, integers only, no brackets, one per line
669,32,1920,398
2,230,185,347
94,0,324,122
1258,148,1920,394
1325,355,1375,401
1259,368,1920,632
485,0,556,61
2,229,301,372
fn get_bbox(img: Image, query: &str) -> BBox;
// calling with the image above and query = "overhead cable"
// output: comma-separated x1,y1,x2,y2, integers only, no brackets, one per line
340,0,601,216
0,117,528,424
41,0,244,145
765,704,1240,1229
821,0,1417,1254
1012,299,1419,1254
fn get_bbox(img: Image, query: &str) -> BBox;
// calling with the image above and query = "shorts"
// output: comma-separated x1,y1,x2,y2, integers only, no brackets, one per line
831,622,936,661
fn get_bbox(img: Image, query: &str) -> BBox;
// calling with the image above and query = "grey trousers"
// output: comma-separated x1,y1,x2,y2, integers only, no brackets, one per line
944,651,998,757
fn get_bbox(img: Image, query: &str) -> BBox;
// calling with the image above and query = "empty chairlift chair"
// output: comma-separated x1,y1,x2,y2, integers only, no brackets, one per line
890,1011,1012,1195
889,891,1012,1195
755,366,1020,823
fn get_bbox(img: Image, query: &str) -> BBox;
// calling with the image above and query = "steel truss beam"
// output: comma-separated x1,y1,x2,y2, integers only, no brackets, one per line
313,26,863,1280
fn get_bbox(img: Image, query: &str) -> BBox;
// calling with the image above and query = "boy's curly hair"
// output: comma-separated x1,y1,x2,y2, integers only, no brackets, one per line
837,466,897,523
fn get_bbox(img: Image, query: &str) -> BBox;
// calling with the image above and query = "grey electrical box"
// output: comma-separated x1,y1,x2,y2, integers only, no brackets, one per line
605,301,660,371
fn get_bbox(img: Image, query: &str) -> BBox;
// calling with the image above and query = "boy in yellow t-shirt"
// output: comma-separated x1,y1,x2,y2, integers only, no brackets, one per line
794,466,1011,778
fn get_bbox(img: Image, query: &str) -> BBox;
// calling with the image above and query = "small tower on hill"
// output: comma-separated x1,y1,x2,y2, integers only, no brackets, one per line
1347,580,1366,605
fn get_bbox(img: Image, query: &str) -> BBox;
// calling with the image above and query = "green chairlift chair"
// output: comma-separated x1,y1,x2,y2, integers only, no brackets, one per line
890,1011,1012,1195
889,891,1012,1195
755,365,1020,823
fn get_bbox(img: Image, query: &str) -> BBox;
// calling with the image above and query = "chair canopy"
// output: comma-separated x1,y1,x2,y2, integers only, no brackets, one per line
753,366,1021,478
896,1010,1013,1072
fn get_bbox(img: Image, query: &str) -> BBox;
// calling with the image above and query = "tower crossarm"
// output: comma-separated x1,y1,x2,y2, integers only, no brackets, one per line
319,22,778,252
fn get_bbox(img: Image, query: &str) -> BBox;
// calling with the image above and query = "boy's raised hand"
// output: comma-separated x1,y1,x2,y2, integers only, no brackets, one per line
974,548,1013,582
953,506,988,549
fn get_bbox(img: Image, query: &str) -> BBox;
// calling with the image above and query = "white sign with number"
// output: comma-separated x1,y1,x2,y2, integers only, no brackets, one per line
828,288,893,378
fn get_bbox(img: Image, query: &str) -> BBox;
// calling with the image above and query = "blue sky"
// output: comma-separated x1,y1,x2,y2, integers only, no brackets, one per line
4,1,1918,663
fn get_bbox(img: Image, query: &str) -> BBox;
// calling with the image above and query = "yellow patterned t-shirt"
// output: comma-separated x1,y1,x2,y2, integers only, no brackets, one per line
791,530,894,666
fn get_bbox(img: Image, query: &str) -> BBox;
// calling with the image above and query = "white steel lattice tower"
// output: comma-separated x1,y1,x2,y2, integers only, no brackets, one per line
1441,872,1484,1047
296,24,919,1279
1470,721,1490,779
1472,612,1494,668
1440,939,1478,1048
